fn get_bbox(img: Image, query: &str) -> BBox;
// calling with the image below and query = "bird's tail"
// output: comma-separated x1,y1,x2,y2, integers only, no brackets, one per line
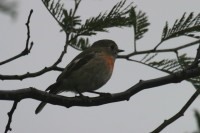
35,82,61,114
35,102,47,114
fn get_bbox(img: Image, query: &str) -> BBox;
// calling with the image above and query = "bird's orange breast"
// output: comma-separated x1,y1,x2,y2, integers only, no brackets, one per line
104,55,114,71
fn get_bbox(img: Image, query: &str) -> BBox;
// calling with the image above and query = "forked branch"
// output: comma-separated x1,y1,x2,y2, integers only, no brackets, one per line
0,9,34,66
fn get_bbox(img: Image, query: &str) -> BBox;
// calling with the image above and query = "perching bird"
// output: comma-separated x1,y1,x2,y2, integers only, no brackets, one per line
35,39,123,114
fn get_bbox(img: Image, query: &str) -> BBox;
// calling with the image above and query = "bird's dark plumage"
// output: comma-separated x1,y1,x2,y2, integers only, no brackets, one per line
35,39,123,114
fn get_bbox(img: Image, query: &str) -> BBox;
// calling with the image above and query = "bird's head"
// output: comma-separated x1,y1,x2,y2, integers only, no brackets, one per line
91,39,124,57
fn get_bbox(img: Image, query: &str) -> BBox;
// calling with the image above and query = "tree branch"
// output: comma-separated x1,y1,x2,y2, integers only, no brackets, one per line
4,101,19,133
0,67,200,108
0,10,69,81
0,9,34,66
53,34,69,66
151,89,200,133
0,66,63,80
118,39,200,60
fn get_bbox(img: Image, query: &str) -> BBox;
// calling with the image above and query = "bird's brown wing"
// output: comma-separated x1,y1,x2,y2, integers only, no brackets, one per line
56,49,97,82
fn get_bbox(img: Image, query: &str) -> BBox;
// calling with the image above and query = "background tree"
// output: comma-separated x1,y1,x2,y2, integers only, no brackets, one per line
0,0,17,18
1,0,200,133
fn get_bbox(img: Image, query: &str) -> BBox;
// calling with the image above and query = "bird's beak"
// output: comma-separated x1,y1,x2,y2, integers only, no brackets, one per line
117,49,124,53
116,49,124,58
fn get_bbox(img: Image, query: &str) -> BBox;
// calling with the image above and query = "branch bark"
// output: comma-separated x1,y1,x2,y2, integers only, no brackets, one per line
0,67,199,108
0,9,34,66
4,101,19,133
118,39,200,60
0,66,63,80
151,89,200,133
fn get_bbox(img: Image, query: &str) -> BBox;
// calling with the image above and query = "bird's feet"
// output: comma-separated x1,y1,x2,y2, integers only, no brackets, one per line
88,91,112,98
75,92,90,100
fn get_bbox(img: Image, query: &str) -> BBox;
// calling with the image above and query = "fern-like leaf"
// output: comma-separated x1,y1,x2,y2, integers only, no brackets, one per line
69,34,90,50
75,0,133,36
42,0,82,33
133,10,150,40
42,0,64,24
161,12,200,42
142,54,192,74
147,58,182,74
61,9,81,32
194,110,200,132
143,53,200,90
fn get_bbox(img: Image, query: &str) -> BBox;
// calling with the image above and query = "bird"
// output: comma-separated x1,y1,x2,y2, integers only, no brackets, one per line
35,39,123,114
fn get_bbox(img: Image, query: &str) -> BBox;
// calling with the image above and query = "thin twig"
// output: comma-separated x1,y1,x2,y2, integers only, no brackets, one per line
118,39,200,59
154,41,162,50
0,66,63,80
134,38,137,52
126,58,173,74
0,9,34,66
151,89,200,133
4,101,19,133
53,34,69,66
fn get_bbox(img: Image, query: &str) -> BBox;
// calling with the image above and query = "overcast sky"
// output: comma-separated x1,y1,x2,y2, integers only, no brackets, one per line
1,0,200,133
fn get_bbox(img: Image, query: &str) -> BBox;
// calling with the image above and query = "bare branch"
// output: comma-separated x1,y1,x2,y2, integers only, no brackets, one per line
53,34,69,66
4,101,19,133
118,39,200,60
151,89,200,133
0,9,34,66
0,66,63,80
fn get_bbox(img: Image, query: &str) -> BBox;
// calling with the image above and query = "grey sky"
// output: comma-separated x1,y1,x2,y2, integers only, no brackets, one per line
1,0,200,133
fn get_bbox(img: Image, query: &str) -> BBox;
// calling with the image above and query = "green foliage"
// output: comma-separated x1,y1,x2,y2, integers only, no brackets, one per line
41,0,64,24
75,0,133,36
61,9,81,32
41,0,150,50
129,8,150,40
69,35,89,50
161,12,200,42
141,53,200,89
142,54,183,74
194,110,200,133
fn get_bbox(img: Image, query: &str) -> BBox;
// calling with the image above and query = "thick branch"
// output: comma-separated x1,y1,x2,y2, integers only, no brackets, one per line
151,89,200,133
0,9,34,66
0,67,200,108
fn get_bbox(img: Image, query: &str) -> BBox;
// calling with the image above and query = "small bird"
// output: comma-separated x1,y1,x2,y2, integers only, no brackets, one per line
35,39,123,114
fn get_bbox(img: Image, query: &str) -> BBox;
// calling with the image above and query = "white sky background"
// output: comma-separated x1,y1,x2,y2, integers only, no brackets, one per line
1,0,200,133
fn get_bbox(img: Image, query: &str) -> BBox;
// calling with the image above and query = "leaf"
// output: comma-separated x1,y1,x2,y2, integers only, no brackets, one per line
129,8,150,40
69,34,90,50
42,0,64,24
129,7,137,32
142,53,200,90
75,0,134,36
194,110,200,132
161,12,200,42
61,9,81,32
161,22,168,40
142,54,194,74
42,0,81,32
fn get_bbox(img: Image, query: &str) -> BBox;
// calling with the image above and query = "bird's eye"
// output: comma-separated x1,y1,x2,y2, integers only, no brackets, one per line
110,45,115,50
